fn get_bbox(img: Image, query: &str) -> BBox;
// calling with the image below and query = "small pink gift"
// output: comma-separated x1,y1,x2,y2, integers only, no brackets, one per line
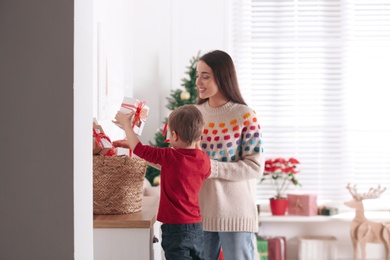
287,194,318,216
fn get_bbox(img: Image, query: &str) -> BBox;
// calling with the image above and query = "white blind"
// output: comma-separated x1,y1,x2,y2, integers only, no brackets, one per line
229,0,390,202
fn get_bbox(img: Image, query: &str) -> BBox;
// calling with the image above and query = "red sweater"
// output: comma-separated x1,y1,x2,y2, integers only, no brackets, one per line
134,142,211,224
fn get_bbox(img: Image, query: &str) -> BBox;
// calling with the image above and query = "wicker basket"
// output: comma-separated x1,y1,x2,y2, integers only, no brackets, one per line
93,155,147,215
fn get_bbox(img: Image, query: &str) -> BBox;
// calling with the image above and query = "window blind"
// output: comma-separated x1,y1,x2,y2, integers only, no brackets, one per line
229,0,390,203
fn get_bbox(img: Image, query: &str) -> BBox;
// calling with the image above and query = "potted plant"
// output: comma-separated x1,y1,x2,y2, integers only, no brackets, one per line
260,157,301,215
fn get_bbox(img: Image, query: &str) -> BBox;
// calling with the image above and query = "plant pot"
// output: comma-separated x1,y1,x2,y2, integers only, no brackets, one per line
270,198,288,216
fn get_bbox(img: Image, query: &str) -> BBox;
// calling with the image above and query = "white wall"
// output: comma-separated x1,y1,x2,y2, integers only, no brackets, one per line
93,0,133,141
135,0,227,145
95,0,227,144
75,0,94,259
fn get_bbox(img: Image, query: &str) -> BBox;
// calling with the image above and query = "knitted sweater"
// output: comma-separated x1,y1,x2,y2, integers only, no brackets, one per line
196,101,265,232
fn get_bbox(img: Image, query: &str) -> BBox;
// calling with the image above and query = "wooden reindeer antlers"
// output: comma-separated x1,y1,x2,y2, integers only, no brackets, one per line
345,183,389,260
346,183,386,201
346,183,360,200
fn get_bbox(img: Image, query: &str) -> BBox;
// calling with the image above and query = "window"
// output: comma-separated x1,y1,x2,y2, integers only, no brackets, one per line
229,0,390,202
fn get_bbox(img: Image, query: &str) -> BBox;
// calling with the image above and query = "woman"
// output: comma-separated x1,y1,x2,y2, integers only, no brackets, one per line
195,50,265,260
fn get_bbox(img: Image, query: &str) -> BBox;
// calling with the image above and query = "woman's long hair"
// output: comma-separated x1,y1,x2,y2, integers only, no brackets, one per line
197,50,247,106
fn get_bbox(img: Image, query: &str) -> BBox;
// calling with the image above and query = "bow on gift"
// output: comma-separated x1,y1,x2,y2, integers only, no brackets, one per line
93,129,115,156
162,122,170,143
121,101,147,129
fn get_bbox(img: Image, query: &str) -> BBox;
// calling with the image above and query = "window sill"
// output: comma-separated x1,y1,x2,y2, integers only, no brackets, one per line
260,211,390,223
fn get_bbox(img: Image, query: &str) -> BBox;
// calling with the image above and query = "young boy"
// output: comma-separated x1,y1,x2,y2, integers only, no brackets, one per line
113,104,211,260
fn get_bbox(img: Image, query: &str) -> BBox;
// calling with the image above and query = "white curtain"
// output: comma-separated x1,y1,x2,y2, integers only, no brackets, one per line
229,0,390,202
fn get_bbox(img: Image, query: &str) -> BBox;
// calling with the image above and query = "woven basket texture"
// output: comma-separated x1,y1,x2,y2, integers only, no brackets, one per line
93,155,147,215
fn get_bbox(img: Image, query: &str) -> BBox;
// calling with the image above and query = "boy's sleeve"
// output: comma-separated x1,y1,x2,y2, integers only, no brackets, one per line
133,142,166,166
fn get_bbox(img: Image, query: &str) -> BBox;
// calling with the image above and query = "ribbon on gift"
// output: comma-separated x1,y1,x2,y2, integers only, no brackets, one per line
121,101,147,128
93,129,114,156
93,129,110,147
162,122,170,143
104,149,115,156
293,198,303,213
132,101,146,129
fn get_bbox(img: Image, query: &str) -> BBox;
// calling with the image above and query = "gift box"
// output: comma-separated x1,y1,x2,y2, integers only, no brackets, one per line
287,194,318,216
114,147,131,157
93,119,113,155
258,236,287,260
257,237,269,260
116,97,149,136
317,206,338,216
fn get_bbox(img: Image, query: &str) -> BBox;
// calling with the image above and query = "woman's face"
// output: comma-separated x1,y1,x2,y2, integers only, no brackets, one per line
196,60,220,100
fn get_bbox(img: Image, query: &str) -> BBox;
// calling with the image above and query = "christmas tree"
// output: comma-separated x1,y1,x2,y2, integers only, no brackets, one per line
145,52,200,185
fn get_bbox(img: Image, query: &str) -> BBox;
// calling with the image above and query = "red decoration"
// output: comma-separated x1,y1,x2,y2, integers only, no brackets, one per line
260,157,301,199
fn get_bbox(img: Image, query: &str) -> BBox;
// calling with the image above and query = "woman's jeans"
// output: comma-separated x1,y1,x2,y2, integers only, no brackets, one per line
161,222,204,260
203,231,255,260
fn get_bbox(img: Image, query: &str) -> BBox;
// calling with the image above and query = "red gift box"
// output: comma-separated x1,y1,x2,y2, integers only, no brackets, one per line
287,194,318,216
259,236,287,260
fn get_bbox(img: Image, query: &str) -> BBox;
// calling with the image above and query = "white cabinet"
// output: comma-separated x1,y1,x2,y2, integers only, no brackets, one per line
94,196,162,260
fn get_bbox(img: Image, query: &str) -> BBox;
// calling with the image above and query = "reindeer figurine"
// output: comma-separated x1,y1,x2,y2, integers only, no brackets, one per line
345,183,390,260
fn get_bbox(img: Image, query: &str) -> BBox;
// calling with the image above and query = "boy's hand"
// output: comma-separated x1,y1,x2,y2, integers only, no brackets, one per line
113,111,134,127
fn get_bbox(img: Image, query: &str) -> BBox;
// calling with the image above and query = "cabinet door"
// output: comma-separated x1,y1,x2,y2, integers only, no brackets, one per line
94,228,151,260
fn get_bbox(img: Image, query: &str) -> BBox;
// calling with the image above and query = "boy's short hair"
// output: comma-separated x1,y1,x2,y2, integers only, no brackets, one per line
168,105,204,145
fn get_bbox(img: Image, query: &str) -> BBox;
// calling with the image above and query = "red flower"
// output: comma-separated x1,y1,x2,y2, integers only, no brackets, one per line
260,157,301,199
273,158,286,164
288,158,300,164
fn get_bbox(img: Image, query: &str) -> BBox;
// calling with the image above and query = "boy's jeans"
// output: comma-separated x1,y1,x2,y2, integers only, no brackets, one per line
161,222,204,260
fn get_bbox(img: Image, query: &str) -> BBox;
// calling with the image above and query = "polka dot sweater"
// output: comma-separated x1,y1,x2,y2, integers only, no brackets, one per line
196,101,265,232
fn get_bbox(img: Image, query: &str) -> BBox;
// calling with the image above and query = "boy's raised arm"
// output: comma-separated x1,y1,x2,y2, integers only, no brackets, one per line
112,111,140,151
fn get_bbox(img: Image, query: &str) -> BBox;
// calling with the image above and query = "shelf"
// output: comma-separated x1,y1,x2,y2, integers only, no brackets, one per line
260,211,390,223
93,196,159,229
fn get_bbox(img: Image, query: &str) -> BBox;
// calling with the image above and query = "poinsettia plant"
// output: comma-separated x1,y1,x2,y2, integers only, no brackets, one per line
260,157,301,199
